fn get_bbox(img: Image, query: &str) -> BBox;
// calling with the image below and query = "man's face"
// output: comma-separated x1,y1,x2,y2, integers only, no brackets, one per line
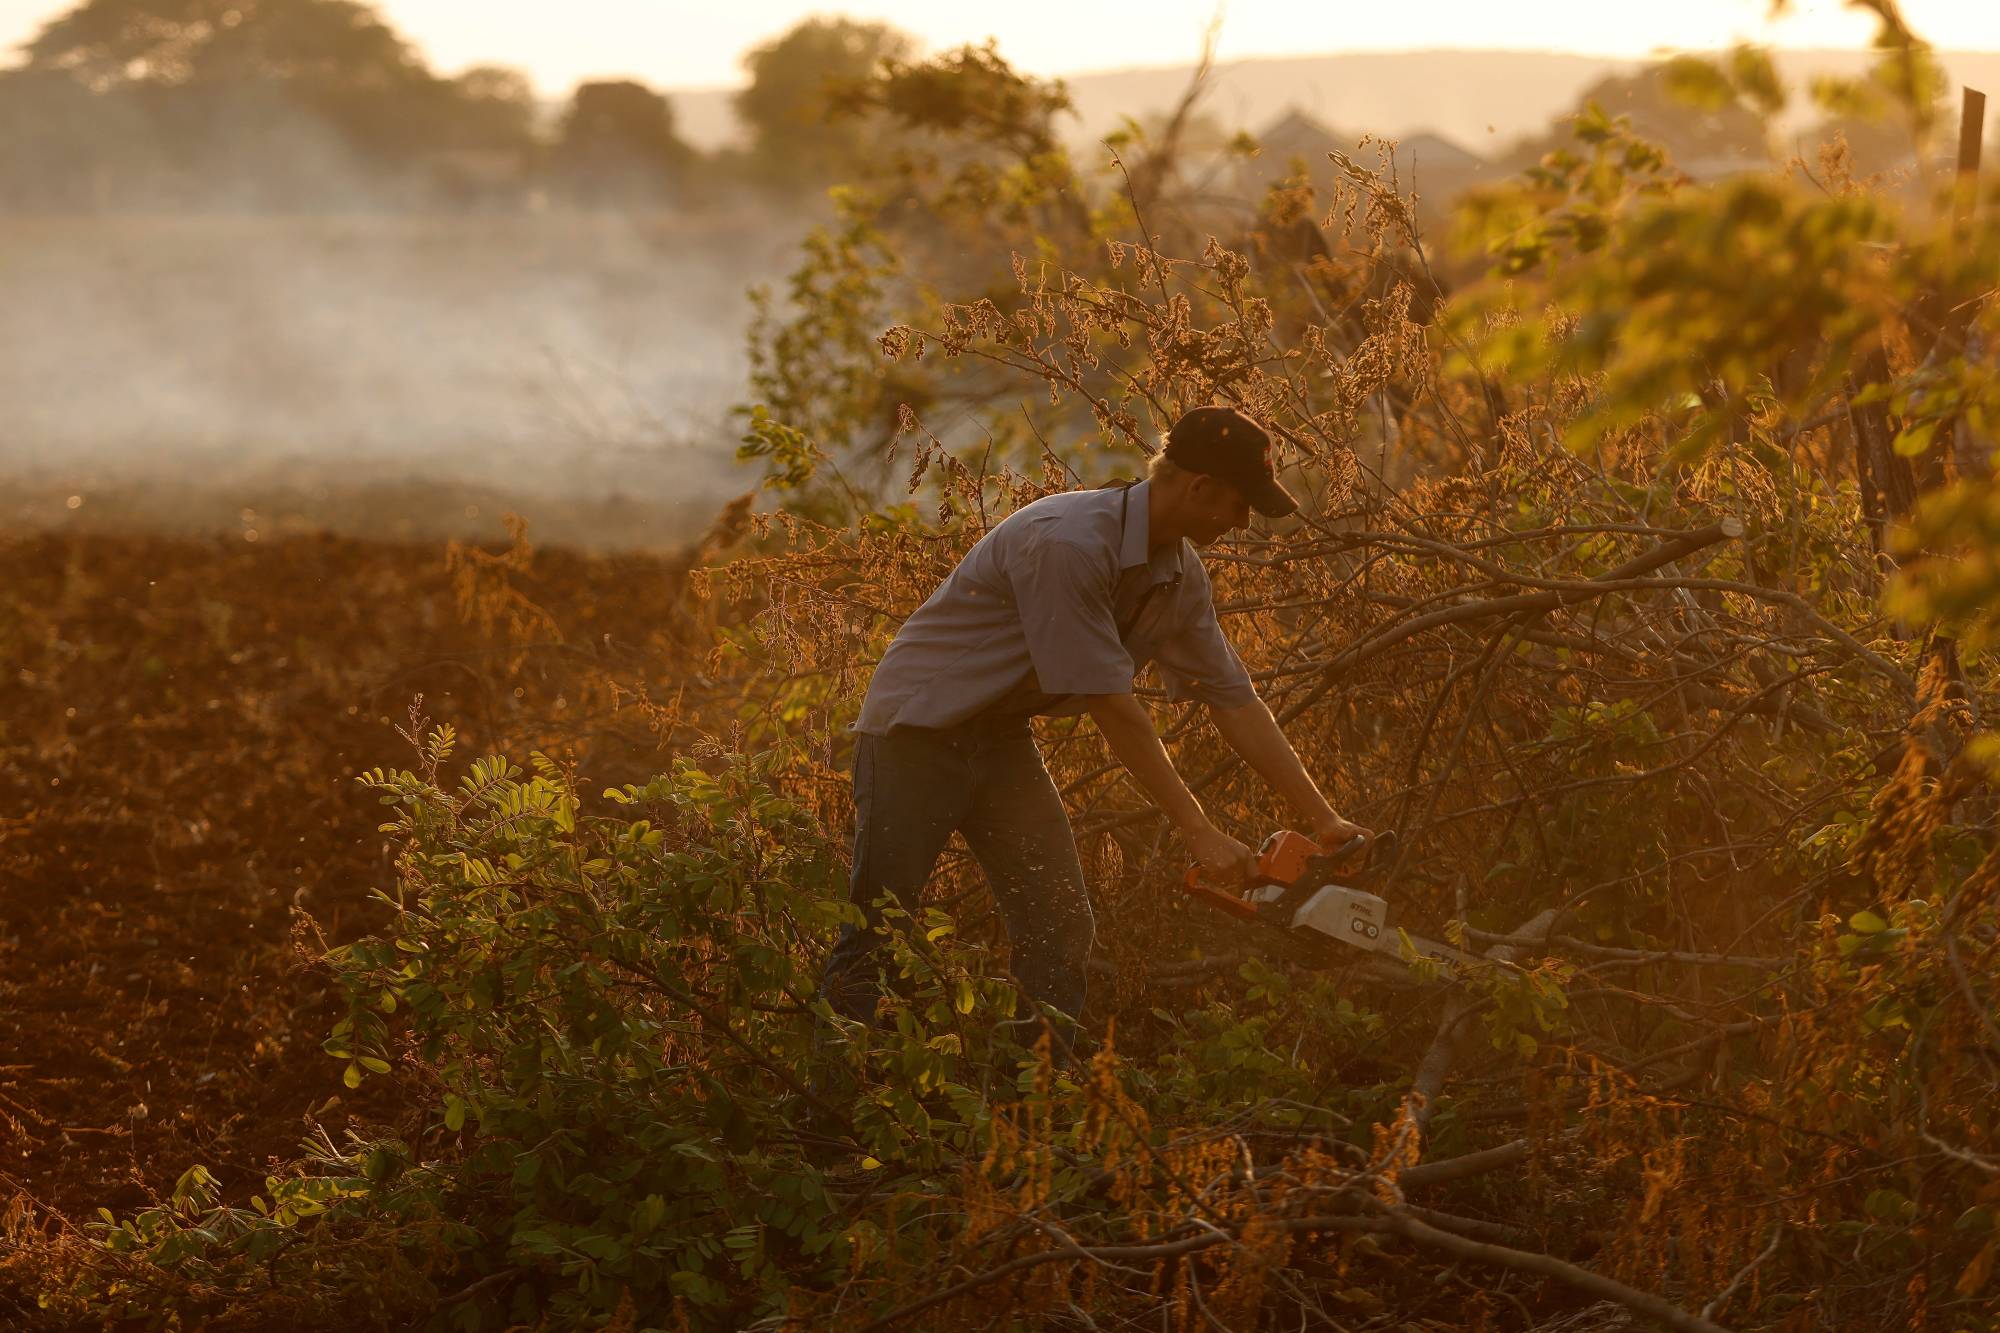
1186,474,1253,545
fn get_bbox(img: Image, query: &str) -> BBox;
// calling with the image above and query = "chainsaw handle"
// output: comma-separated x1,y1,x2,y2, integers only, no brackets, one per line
1179,864,1259,920
1325,828,1398,872
1323,830,1370,863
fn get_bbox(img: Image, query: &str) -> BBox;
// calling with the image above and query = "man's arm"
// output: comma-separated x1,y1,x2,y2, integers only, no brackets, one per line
1210,698,1371,852
1082,693,1253,880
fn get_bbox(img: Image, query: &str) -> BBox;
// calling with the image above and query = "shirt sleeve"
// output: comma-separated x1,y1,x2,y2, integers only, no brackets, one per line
1153,568,1259,709
1008,537,1136,696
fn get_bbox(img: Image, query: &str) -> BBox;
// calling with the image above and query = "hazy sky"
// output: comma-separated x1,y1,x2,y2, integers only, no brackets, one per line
2,0,1997,93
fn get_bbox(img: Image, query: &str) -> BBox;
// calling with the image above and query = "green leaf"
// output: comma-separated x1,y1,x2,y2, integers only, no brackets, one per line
1849,909,1889,935
1865,1188,1917,1223
634,1194,668,1235
1893,420,1939,457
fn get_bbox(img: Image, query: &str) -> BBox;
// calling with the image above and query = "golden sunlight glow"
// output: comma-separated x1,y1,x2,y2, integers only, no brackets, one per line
2,0,1996,94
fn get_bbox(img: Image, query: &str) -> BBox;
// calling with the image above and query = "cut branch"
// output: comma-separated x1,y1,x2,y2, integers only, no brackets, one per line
1371,1205,1733,1333
1279,518,1748,723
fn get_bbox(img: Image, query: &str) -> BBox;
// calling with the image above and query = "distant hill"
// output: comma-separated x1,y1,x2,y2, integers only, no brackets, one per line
665,47,2000,159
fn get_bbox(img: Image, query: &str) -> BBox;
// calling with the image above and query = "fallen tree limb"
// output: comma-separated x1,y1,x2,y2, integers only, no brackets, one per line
1461,929,1784,970
1280,1181,1538,1248
1399,1138,1529,1188
1369,1204,1733,1333
855,1198,1725,1333
1405,907,1559,1137
1399,1203,1532,1247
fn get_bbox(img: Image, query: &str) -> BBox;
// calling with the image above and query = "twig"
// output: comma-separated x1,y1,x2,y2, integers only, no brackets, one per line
1702,1222,1782,1321
1920,1128,2000,1175
1943,931,2000,1058
1278,519,1748,725
851,1214,1390,1330
863,1189,1730,1333
1147,952,1246,981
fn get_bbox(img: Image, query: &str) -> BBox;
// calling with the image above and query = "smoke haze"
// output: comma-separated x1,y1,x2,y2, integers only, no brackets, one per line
1,212,789,548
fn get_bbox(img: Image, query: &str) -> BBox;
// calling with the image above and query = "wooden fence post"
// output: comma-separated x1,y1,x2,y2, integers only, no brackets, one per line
1951,87,1988,482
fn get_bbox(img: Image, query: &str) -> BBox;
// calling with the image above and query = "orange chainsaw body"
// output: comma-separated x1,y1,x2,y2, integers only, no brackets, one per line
1252,829,1321,889
1177,828,1463,968
1180,829,1368,923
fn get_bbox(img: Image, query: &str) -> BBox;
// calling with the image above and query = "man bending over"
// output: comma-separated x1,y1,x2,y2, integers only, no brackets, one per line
822,406,1370,1034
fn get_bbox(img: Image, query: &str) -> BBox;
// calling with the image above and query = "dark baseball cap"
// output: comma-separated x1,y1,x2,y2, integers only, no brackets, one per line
1163,406,1298,518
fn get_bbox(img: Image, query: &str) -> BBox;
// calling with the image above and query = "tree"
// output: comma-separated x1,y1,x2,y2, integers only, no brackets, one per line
12,0,536,207
25,0,429,94
548,79,694,209
1504,57,1774,177
444,64,537,151
733,16,914,192
739,40,1097,509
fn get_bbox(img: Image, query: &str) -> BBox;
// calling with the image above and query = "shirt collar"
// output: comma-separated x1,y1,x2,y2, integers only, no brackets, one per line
1119,479,1186,588
1119,480,1153,570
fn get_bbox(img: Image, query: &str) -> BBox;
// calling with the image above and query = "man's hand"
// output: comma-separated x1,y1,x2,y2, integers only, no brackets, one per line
1186,822,1254,885
1312,811,1374,862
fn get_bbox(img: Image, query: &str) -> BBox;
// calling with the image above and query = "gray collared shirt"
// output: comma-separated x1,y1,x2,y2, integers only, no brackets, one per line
855,480,1259,734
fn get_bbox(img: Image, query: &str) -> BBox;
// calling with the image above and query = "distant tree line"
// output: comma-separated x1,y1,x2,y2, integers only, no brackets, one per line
0,0,1948,216
0,0,914,212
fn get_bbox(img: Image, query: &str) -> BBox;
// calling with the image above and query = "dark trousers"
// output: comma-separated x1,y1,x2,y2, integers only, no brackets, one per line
820,720,1094,1029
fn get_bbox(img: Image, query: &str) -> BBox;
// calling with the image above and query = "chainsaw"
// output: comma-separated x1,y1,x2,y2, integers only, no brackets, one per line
1180,830,1469,971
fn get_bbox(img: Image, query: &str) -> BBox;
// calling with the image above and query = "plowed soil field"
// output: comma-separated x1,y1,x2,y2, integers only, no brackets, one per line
0,524,696,1238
